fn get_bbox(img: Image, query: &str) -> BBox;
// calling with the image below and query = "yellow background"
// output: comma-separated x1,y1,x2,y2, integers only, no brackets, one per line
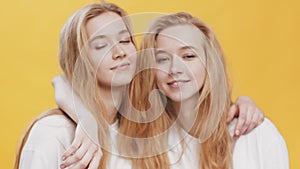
1,0,299,168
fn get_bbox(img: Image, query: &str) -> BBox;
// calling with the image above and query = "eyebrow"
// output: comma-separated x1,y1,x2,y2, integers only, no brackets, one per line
89,29,130,43
179,45,197,51
119,29,130,35
155,50,168,56
155,45,197,55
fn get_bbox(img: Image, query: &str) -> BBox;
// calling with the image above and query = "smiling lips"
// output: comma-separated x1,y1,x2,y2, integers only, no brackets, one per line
110,62,130,70
167,80,190,88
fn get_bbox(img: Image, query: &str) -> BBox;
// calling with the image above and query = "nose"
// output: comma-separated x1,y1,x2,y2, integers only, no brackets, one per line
112,44,126,60
169,55,183,75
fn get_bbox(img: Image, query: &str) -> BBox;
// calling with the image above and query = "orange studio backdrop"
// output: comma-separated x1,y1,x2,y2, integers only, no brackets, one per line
0,0,299,168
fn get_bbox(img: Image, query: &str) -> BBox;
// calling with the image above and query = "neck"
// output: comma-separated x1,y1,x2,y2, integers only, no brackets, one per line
99,85,124,124
172,94,199,132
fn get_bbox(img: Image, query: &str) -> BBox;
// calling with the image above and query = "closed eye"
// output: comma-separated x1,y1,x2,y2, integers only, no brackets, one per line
95,44,107,50
120,39,131,44
182,54,196,60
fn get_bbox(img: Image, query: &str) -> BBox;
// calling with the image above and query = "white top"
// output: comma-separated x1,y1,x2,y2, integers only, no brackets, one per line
19,115,76,169
19,115,289,169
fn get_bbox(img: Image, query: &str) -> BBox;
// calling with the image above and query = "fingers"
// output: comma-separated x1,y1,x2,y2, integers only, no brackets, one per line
233,96,265,137
244,108,259,134
257,108,265,125
244,108,265,134
71,147,98,169
88,149,102,169
239,107,253,135
227,104,238,123
234,105,247,137
62,135,82,161
60,142,89,168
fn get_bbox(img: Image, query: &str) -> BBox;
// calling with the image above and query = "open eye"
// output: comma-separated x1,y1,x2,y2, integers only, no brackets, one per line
155,51,172,64
156,56,170,63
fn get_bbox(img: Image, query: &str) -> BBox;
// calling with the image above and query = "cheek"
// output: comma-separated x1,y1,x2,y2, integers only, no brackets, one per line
93,56,110,76
125,44,137,57
188,62,206,88
155,71,167,88
91,52,107,68
194,67,206,89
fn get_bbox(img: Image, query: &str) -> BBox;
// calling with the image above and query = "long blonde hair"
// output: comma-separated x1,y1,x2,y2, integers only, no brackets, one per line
59,3,139,168
135,12,234,169
15,3,136,169
15,3,174,169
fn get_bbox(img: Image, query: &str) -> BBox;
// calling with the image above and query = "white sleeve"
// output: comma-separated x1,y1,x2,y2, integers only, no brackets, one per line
232,118,289,169
260,119,289,169
19,115,75,169
19,138,64,169
19,149,53,169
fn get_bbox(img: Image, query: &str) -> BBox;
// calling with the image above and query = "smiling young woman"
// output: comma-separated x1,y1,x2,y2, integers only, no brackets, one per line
15,3,267,169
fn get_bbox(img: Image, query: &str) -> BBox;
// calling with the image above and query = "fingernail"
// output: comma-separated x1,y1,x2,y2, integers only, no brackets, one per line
60,164,65,169
62,156,66,160
235,130,240,136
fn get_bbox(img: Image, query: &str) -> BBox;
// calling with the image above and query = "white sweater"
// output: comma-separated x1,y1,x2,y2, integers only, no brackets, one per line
19,115,289,169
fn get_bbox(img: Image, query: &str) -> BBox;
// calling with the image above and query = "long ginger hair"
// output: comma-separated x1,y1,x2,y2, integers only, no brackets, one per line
133,12,234,169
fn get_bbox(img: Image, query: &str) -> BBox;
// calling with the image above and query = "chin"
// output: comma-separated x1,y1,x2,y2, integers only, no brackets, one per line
112,79,132,87
112,73,134,84
167,94,184,103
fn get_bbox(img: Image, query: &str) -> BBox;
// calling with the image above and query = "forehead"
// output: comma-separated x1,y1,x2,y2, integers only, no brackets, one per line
156,24,205,50
86,12,128,38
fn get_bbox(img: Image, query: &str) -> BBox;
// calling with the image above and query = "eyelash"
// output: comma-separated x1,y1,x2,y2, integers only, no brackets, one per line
95,44,107,50
94,39,130,50
183,54,196,59
120,40,131,44
156,57,170,63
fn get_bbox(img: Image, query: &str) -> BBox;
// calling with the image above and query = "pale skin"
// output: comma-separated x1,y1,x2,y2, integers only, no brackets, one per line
55,11,137,169
53,78,264,168
52,16,264,169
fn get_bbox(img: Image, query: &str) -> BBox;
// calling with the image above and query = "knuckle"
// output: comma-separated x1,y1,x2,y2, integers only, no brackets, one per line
259,117,264,123
77,163,85,168
95,150,103,158
247,106,255,113
251,118,258,125
244,120,251,126
241,127,248,133
239,115,246,121
70,145,78,150
74,154,81,161
92,146,98,153
258,109,264,116
240,111,248,117
79,161,87,168
254,107,261,114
